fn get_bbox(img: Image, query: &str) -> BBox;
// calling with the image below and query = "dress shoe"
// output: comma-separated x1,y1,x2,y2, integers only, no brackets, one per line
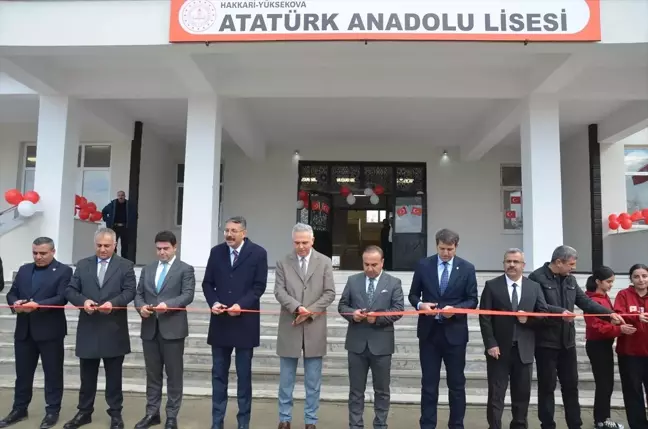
277,422,291,429
40,413,59,429
135,414,161,428
164,418,177,429
305,425,316,429
110,416,125,429
0,409,27,428
63,412,92,429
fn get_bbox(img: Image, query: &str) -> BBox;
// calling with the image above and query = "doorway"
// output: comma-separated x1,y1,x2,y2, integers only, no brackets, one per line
296,162,427,271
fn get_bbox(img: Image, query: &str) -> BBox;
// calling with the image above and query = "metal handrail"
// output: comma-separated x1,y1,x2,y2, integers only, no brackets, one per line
0,206,17,216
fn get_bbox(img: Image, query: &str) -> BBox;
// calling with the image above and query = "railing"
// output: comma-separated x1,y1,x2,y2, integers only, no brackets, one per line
0,206,24,237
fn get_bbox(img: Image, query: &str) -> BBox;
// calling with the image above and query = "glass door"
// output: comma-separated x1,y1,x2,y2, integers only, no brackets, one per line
305,192,334,259
391,195,427,270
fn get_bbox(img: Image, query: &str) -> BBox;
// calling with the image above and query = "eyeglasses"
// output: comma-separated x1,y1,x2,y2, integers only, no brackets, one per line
224,229,242,235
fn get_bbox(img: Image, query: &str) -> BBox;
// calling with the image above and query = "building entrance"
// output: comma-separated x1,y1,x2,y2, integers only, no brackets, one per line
297,162,427,271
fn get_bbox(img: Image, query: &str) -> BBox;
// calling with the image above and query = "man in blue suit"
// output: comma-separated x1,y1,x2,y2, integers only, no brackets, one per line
202,216,268,429
0,237,72,429
408,228,478,429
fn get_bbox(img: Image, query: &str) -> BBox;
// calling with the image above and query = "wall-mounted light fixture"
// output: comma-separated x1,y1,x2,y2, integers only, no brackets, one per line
292,150,301,165
440,149,450,165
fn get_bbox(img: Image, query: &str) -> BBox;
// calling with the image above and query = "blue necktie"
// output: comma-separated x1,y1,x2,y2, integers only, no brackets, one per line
156,263,168,293
439,262,449,295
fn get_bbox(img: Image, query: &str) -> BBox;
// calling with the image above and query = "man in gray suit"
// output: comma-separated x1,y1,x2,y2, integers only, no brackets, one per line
134,231,195,429
274,223,336,429
338,245,404,429
64,228,136,429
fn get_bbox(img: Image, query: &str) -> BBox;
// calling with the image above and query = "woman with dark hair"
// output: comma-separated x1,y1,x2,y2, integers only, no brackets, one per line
585,266,632,429
614,264,648,429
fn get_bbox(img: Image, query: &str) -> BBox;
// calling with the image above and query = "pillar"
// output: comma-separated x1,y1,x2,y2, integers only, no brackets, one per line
521,96,564,270
33,96,80,263
180,97,222,267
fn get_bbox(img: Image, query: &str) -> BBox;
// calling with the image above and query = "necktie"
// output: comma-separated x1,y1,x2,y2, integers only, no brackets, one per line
232,250,239,266
300,257,307,277
156,263,168,293
439,262,449,295
98,260,108,287
367,277,375,303
512,282,520,341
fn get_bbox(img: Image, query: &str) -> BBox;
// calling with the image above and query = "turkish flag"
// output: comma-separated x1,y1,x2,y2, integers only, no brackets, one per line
511,196,521,204
411,207,423,216
396,206,407,217
312,201,320,211
505,210,517,219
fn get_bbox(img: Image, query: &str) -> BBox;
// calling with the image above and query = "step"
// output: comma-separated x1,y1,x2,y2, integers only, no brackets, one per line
0,375,626,409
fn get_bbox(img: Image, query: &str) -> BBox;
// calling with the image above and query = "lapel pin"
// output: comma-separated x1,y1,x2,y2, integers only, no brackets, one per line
53,268,56,271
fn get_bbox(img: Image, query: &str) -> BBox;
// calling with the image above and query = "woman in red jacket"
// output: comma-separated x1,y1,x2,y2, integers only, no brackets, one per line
585,265,634,429
614,263,648,429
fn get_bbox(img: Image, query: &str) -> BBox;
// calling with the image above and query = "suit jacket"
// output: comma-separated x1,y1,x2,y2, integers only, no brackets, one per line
478,275,549,364
134,258,196,341
274,249,336,358
6,259,71,342
408,254,479,345
202,238,268,349
338,271,404,356
65,254,137,359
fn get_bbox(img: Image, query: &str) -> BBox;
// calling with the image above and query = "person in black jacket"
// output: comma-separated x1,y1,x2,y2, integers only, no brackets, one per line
0,237,72,429
529,245,625,429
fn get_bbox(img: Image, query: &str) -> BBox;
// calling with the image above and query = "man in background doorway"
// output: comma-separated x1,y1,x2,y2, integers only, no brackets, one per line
101,191,137,260
380,217,392,270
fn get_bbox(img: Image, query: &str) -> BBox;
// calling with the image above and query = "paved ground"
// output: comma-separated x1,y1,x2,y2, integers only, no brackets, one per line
0,388,627,428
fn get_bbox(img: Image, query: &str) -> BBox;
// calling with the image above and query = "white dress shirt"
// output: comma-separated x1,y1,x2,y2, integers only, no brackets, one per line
96,257,111,276
505,275,522,304
155,256,176,286
366,271,382,294
298,249,312,273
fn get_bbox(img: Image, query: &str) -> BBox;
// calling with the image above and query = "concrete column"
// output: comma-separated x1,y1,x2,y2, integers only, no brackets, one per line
33,96,80,263
521,96,564,270
180,97,222,267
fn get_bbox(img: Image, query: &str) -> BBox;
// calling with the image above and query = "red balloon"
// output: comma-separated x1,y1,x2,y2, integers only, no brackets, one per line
89,211,102,222
340,186,351,197
608,214,618,223
85,202,97,212
619,212,630,220
78,209,90,220
642,209,648,220
620,219,633,230
374,184,385,195
609,220,620,230
23,191,40,204
298,190,308,201
631,211,643,221
4,189,23,206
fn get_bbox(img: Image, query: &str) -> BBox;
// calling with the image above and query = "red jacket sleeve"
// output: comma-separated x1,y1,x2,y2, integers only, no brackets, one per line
614,291,640,325
586,312,622,338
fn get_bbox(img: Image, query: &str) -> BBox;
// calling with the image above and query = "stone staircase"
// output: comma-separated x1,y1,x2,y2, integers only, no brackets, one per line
0,270,627,407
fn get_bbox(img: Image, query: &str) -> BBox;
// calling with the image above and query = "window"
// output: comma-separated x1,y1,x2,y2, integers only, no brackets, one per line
21,143,112,213
624,148,648,215
176,163,224,227
501,165,522,232
366,210,387,223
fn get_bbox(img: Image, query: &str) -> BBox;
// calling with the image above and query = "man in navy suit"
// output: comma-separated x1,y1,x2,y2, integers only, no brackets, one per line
202,216,268,429
0,237,72,429
408,228,478,429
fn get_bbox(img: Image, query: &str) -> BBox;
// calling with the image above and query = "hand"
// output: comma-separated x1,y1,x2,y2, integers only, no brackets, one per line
562,310,576,322
297,306,312,316
516,310,528,324
487,346,500,359
154,302,168,313
639,313,648,323
140,305,152,318
227,303,241,317
83,300,97,314
13,300,26,313
620,324,637,335
20,301,39,313
441,305,455,318
293,314,310,325
98,302,113,314
352,309,366,323
418,302,437,315
366,315,376,324
610,313,625,325
211,302,227,315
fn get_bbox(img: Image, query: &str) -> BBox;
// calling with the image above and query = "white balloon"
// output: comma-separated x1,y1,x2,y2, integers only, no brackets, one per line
346,194,356,205
296,200,304,210
364,187,374,196
370,194,379,205
17,200,36,217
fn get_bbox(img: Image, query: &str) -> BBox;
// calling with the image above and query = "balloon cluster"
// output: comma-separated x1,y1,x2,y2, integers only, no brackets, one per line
75,194,103,222
339,184,385,205
296,190,309,210
3,188,40,217
608,210,648,231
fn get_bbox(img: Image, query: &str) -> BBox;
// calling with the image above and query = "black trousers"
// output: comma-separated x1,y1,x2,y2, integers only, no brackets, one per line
618,355,648,429
486,344,532,429
77,356,125,417
585,339,615,423
347,347,392,429
535,347,581,429
13,337,64,414
113,225,129,259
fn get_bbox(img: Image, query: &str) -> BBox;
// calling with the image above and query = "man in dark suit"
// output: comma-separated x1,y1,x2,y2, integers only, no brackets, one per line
0,237,71,429
338,245,404,429
63,227,137,429
479,248,551,429
408,228,478,429
202,216,268,429
134,230,195,429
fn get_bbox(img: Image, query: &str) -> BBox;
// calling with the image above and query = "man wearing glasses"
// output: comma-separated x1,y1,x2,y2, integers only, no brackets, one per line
202,216,268,429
